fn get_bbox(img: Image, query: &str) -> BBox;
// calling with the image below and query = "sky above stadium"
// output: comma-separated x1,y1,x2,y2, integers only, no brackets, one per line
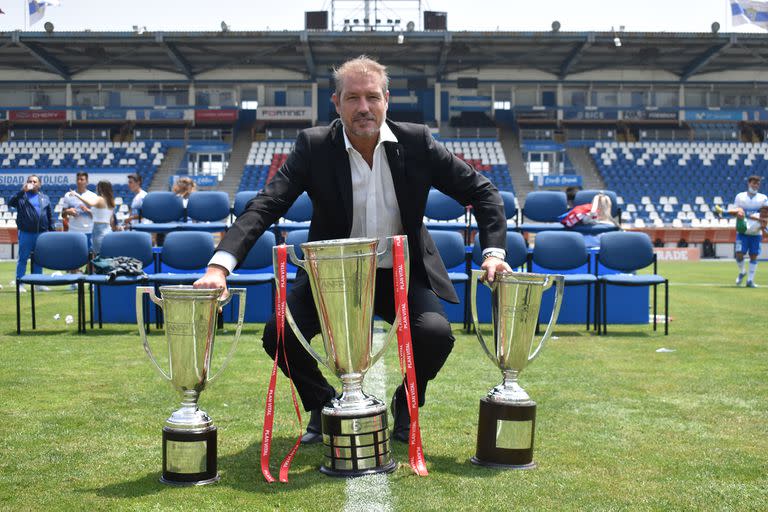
0,0,765,33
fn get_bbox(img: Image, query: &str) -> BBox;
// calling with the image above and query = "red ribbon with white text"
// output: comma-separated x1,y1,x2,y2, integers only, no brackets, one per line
392,235,429,476
261,244,303,483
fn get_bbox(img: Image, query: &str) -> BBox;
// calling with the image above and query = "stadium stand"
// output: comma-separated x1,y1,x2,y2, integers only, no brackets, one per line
238,137,515,195
1,140,168,226
240,140,294,192
440,139,513,194
589,141,766,228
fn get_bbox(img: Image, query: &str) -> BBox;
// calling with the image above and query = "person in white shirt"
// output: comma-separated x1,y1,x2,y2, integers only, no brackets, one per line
61,172,98,249
730,176,767,287
124,173,148,228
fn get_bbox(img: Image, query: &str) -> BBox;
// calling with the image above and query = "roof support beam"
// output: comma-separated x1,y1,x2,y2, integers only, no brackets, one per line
681,36,735,81
16,41,71,80
161,40,194,79
559,35,594,80
300,31,316,79
436,33,452,80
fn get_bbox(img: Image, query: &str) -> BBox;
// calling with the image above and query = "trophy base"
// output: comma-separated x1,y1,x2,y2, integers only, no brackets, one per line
473,397,537,469
161,426,219,486
320,409,395,477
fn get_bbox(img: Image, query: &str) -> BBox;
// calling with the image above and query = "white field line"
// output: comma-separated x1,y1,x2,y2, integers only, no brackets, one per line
343,325,393,512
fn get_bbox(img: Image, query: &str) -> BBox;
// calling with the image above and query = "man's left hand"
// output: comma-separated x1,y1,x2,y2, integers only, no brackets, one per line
481,256,512,283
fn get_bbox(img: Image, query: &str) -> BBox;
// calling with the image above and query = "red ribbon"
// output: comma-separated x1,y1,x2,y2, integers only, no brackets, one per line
261,244,303,483
392,235,429,476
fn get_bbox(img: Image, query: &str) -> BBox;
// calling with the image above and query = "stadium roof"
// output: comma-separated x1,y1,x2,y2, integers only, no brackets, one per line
1,30,767,82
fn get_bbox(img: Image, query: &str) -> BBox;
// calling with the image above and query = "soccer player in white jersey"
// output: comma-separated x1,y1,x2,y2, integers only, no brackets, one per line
731,175,767,287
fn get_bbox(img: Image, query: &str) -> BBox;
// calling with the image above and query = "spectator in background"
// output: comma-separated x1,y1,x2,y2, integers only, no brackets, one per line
124,173,147,228
67,181,116,256
172,176,197,207
565,185,581,208
8,175,54,292
60,172,98,249
560,192,618,228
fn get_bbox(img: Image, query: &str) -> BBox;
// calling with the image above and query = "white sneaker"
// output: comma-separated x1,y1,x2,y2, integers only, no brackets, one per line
36,285,51,292
17,284,27,293
736,273,746,286
746,281,758,288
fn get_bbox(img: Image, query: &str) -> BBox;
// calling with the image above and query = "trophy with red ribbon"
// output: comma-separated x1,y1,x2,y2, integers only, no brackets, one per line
272,237,407,477
469,271,564,469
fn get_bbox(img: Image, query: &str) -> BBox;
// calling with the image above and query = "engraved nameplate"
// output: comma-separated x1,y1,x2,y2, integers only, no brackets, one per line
166,440,207,473
495,420,533,450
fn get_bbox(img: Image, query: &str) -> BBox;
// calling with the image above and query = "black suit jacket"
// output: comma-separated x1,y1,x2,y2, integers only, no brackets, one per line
218,119,507,303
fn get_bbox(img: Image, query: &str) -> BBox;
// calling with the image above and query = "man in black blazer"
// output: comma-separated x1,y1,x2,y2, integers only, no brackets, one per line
195,56,511,443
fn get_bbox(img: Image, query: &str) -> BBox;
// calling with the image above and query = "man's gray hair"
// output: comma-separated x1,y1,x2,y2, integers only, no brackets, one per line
333,55,389,96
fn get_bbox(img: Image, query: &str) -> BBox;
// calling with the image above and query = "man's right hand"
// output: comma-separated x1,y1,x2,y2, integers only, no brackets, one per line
194,264,229,292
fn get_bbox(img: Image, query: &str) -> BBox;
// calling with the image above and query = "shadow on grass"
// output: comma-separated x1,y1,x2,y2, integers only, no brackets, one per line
217,437,328,492
90,437,325,498
389,442,529,478
90,472,166,498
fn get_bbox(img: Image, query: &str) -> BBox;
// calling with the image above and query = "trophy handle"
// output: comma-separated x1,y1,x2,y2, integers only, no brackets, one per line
286,244,305,267
470,269,501,366
273,245,330,370
208,287,246,384
528,274,565,362
136,286,171,381
373,236,409,367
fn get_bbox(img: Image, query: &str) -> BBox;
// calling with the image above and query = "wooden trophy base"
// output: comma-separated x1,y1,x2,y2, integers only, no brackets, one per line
161,426,219,485
471,397,537,470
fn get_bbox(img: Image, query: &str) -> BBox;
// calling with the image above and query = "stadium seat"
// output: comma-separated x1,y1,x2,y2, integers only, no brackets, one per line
146,231,215,286
17,232,89,334
596,232,668,336
132,192,185,234
180,191,230,232
518,191,569,233
424,189,467,240
430,230,470,329
532,231,597,331
276,192,312,239
83,231,153,329
233,190,259,218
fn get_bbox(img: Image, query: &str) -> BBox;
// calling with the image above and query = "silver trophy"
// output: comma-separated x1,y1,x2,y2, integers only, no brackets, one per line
275,237,406,477
137,285,245,486
469,270,564,469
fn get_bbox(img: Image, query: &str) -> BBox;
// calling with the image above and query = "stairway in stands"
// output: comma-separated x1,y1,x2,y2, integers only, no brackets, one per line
148,146,185,192
565,146,606,190
217,129,253,201
499,127,533,203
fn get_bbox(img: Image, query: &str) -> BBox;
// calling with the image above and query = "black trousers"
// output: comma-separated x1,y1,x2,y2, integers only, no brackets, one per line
262,267,456,412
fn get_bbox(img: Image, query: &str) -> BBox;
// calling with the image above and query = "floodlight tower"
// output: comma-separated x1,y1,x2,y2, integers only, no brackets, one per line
331,0,422,32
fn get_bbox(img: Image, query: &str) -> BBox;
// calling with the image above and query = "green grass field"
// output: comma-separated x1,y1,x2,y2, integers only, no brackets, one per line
1,259,767,511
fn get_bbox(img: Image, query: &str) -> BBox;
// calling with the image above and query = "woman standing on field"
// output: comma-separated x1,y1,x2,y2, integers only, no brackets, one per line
67,181,116,256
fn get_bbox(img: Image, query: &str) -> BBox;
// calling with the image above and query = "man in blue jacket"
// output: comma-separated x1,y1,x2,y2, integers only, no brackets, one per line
8,175,54,292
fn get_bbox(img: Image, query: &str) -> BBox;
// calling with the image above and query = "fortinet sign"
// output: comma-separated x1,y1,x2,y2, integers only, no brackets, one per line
256,107,313,120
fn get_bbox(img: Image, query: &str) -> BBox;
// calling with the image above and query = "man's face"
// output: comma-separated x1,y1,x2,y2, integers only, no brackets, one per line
128,178,139,192
76,175,88,192
332,72,389,141
748,179,761,193
26,176,41,193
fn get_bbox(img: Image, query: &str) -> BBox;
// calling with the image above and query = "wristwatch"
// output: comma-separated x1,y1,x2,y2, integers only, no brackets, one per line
482,250,506,261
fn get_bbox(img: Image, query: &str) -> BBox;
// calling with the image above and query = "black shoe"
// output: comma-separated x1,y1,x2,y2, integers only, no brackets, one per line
300,408,323,445
390,394,410,444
